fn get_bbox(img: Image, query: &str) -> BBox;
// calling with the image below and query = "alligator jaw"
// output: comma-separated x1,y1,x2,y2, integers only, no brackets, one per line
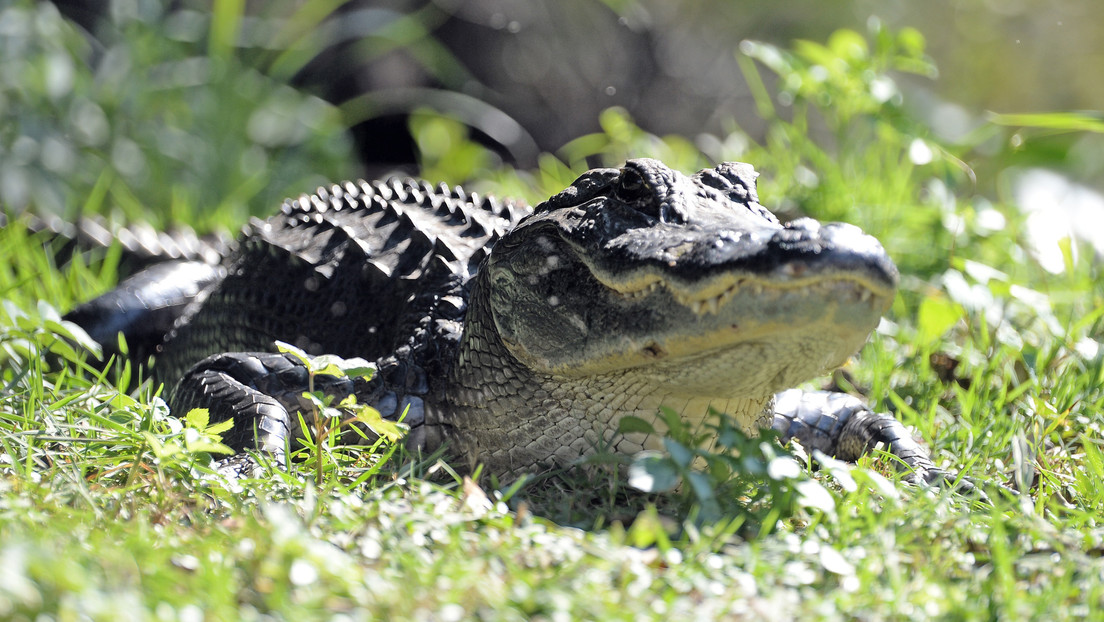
594,270,892,317
552,265,895,393
484,159,898,397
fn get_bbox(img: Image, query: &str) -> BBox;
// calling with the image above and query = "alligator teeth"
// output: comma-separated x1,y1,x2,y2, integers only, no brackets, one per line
705,296,720,315
679,281,743,316
622,282,660,299
612,273,886,316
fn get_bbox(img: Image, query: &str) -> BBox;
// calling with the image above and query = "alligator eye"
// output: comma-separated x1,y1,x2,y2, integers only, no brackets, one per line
614,169,649,203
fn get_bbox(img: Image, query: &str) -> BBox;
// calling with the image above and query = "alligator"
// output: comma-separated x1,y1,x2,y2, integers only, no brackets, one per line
62,159,955,486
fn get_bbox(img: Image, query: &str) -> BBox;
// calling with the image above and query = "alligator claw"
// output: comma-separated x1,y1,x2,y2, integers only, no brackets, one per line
773,389,987,500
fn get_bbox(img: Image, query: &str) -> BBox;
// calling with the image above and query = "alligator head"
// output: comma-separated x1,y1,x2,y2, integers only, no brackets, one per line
479,159,898,406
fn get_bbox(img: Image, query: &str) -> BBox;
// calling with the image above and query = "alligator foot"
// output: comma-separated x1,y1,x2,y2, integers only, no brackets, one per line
170,352,356,462
771,389,985,498
214,453,266,479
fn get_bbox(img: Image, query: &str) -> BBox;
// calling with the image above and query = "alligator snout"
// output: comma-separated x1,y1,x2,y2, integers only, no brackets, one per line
764,218,899,291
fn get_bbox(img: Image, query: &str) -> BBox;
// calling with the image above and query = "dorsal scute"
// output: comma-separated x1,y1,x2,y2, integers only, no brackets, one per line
250,177,528,302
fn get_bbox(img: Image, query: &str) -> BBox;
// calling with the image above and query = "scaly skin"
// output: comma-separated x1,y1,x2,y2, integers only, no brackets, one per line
442,160,898,475
65,159,963,487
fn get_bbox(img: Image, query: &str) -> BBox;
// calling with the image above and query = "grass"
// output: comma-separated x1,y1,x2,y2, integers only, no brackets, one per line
3,2,1104,619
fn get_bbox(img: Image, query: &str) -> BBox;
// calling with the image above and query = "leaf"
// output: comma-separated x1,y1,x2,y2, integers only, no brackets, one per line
827,28,869,62
1,300,27,324
185,439,235,455
44,318,102,358
627,451,680,492
36,300,62,323
713,413,754,449
312,362,347,378
349,405,408,443
206,417,234,436
896,27,926,57
142,432,185,459
311,354,375,379
1010,432,1036,493
275,340,311,366
663,437,694,468
301,391,326,410
140,431,168,457
819,545,855,576
105,393,140,410
684,471,716,503
766,456,803,481
658,407,686,437
185,408,210,431
685,471,722,524
917,294,962,344
795,479,837,515
617,416,656,435
626,505,672,551
988,111,1104,134
811,450,857,492
855,469,901,502
43,334,90,364
341,363,375,380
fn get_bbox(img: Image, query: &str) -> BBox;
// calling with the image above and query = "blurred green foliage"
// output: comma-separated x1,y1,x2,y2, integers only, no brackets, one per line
410,20,977,281
0,0,356,230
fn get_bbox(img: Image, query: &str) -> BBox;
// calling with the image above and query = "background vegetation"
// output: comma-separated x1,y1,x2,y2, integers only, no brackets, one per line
1,0,1103,619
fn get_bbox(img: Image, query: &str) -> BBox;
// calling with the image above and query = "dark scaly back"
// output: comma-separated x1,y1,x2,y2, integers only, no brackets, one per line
155,178,528,388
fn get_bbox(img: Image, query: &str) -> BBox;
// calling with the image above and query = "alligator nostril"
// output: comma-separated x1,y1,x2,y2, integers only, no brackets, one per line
784,217,821,233
781,263,807,277
772,227,812,244
771,218,829,246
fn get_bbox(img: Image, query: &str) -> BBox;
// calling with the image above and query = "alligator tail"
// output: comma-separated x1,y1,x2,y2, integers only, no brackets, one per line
0,212,229,271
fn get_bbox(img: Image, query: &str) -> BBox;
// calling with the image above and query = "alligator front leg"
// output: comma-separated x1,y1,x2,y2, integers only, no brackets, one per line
170,352,355,460
771,389,963,489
